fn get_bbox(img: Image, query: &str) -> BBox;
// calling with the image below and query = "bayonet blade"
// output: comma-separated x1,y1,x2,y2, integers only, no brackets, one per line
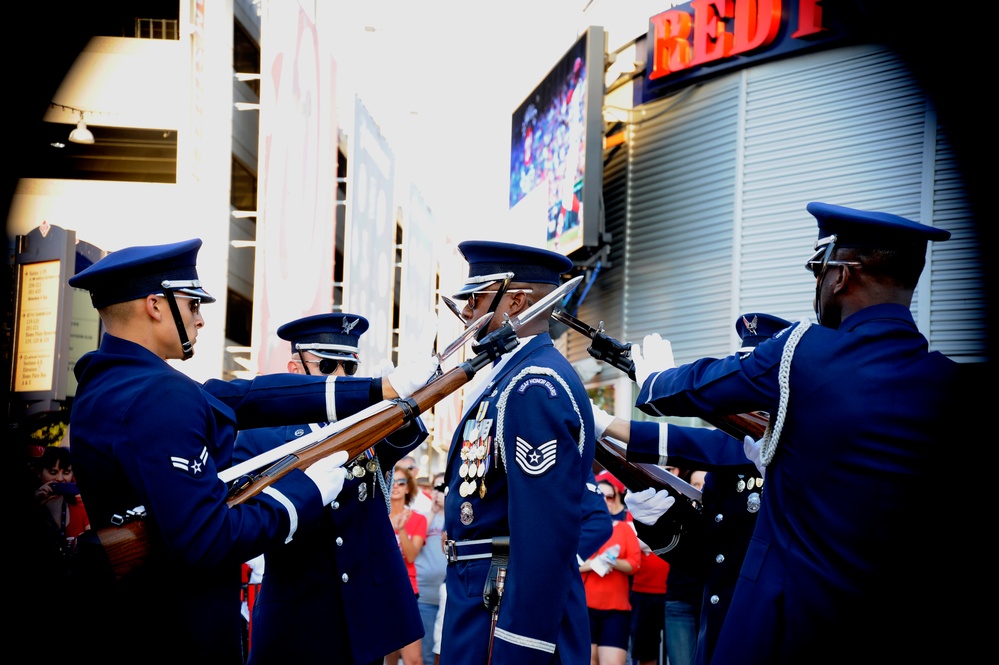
435,312,493,364
441,296,468,324
553,307,636,377
552,307,601,337
510,275,583,330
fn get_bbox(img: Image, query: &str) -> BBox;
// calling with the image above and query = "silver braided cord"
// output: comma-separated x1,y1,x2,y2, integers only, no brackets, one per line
375,457,391,513
760,319,811,467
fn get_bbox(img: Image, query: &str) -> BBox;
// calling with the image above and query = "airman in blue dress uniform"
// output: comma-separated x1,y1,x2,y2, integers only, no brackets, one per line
233,312,428,664
439,241,595,665
631,202,965,664
613,312,791,665
67,239,437,663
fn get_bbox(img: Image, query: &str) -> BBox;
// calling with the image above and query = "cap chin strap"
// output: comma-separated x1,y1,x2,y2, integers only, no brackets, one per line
295,349,313,375
813,235,838,328
160,289,194,360
476,276,513,342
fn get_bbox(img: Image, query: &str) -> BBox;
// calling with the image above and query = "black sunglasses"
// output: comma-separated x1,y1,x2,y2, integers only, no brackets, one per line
805,259,863,279
298,358,359,376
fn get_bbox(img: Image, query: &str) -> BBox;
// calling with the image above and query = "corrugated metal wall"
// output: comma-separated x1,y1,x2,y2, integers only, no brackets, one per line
614,43,985,369
929,134,988,361
566,141,629,370
625,77,742,365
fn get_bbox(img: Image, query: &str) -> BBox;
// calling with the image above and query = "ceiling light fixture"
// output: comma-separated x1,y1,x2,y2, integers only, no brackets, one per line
51,103,99,145
68,114,95,145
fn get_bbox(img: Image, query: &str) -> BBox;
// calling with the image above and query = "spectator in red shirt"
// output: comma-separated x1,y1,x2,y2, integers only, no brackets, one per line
630,542,671,665
581,480,643,665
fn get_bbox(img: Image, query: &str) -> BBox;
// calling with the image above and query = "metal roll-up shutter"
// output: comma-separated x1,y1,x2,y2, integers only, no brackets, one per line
739,44,983,359
929,137,987,361
624,77,742,365
568,142,629,371
740,45,933,326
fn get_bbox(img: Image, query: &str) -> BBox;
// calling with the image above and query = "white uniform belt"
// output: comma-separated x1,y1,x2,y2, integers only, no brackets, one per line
444,537,495,563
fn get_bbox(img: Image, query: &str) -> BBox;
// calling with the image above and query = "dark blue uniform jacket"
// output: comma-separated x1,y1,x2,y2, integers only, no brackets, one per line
70,334,381,663
635,305,963,664
440,334,595,665
233,417,428,664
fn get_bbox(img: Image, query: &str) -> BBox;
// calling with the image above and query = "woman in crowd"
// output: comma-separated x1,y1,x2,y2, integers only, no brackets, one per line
384,466,428,665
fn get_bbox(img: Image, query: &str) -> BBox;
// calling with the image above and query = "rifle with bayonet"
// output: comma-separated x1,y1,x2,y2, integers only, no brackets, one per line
80,277,583,581
551,308,769,484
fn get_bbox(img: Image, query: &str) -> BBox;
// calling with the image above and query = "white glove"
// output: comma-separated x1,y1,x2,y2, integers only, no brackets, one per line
631,333,675,388
591,402,615,440
743,435,766,480
624,487,676,525
386,354,441,398
304,450,349,506
417,319,440,357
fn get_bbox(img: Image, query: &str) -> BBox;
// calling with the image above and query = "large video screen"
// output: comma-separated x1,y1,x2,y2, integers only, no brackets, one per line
509,26,605,257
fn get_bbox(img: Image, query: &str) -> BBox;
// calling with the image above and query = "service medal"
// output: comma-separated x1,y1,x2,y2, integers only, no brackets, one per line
352,464,366,479
460,501,474,525
366,460,379,473
459,462,469,478
736,478,746,492
747,477,756,490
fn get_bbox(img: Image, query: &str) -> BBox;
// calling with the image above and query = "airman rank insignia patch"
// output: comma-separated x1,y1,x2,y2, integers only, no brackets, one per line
515,437,557,476
171,446,209,478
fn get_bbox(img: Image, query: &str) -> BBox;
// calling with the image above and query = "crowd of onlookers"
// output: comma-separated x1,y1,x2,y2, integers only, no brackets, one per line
582,469,709,665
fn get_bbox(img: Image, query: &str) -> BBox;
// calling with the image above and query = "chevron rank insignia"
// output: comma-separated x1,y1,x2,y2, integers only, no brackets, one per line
515,437,557,476
171,446,209,478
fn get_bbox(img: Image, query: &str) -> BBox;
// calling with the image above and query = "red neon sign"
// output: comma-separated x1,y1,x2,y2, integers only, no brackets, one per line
650,0,826,81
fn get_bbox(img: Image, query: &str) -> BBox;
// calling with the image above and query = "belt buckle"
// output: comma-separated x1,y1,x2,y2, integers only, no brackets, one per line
445,539,458,563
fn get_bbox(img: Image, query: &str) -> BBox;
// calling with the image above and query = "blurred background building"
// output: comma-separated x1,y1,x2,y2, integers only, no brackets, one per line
4,0,993,480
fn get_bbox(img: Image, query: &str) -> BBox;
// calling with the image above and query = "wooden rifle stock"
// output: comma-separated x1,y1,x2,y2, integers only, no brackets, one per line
73,513,151,583
593,410,769,553
224,364,479,506
85,339,511,581
710,410,768,441
553,309,771,488
594,410,769,499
